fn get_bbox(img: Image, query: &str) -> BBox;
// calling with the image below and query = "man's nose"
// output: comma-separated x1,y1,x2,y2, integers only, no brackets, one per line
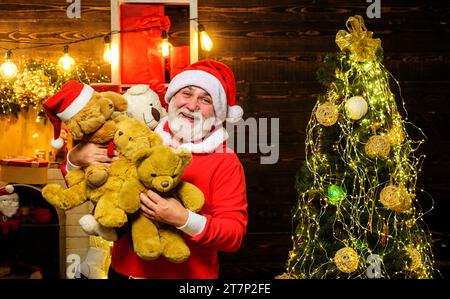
185,98,199,111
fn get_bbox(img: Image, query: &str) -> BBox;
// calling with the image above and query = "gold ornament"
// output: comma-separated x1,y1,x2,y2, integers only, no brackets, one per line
386,125,405,146
365,135,390,158
379,185,412,213
334,247,359,273
335,15,382,62
405,246,422,271
345,96,368,120
315,102,338,126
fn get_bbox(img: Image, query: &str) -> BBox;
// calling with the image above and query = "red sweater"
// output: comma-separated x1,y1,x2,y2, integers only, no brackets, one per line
110,144,248,278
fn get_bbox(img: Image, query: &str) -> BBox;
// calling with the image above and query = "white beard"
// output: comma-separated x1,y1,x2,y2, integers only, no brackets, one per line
167,99,216,142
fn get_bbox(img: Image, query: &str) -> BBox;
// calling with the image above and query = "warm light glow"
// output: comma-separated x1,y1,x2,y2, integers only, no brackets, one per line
200,31,213,52
32,132,39,138
0,60,19,78
158,40,173,58
104,43,112,64
58,53,75,72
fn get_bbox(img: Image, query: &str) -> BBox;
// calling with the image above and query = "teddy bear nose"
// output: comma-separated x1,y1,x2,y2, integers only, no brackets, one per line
160,181,169,188
118,131,123,136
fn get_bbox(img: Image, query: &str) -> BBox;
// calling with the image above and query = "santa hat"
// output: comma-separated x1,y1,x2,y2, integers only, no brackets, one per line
0,184,14,196
164,59,243,123
43,80,94,149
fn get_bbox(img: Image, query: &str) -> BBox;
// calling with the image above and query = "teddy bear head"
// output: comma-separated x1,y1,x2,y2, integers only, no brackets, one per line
113,115,162,160
65,91,128,141
133,146,192,193
123,84,167,130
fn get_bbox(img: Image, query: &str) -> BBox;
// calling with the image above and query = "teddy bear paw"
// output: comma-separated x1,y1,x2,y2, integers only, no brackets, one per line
134,238,163,260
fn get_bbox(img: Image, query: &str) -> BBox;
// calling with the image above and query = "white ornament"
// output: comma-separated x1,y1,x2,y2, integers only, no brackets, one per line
345,96,368,120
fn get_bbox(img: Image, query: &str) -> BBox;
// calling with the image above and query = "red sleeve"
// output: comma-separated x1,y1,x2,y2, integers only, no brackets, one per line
60,158,68,177
188,156,248,252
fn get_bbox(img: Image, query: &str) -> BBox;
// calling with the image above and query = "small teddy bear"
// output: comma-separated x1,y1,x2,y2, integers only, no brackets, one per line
123,84,167,130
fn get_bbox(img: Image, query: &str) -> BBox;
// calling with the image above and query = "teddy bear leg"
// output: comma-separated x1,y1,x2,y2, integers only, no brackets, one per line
42,180,87,210
85,164,109,188
131,215,162,260
94,195,127,228
117,180,142,213
159,228,190,263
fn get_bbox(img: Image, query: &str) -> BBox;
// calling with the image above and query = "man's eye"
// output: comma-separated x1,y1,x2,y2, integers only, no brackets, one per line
182,92,192,97
201,98,212,104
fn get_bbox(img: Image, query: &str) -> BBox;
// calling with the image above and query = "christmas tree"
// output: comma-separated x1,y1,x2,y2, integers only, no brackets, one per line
283,15,435,279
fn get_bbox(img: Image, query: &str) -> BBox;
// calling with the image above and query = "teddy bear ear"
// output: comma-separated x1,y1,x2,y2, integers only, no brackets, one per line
132,148,154,166
173,148,192,165
100,92,128,112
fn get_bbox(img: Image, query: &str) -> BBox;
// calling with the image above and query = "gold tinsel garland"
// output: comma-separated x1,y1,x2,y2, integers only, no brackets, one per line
0,60,109,117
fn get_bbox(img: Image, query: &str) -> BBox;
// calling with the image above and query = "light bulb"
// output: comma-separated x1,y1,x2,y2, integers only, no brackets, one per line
58,45,75,72
199,24,213,52
157,30,173,58
103,35,112,64
0,50,18,78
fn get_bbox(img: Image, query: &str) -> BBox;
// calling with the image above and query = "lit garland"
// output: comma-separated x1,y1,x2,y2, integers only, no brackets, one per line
0,59,109,117
284,15,435,279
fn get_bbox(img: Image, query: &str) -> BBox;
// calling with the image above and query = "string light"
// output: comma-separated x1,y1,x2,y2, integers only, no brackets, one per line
198,24,213,52
157,30,173,58
284,49,434,279
58,45,76,72
0,50,19,78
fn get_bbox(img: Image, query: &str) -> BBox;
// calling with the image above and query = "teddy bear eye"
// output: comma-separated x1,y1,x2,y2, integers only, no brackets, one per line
151,174,157,178
149,103,153,107
171,175,177,179
128,137,132,141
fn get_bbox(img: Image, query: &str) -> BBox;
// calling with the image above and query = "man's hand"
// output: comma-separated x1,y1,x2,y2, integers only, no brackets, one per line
140,190,189,227
69,142,119,167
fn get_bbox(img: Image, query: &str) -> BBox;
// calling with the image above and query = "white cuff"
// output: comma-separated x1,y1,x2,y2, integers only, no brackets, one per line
66,151,81,173
176,210,206,237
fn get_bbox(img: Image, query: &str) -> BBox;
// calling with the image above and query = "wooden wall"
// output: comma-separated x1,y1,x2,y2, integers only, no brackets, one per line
1,0,449,278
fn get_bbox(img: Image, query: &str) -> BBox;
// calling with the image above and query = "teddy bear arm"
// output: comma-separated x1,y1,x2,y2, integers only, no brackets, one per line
65,168,86,187
86,120,117,144
176,182,205,212
117,178,143,213
42,180,88,210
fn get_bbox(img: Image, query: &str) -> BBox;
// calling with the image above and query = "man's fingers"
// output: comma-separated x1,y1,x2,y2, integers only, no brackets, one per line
146,189,164,204
140,192,158,210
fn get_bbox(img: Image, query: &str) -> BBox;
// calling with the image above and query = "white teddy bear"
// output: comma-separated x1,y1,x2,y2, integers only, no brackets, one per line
123,84,167,130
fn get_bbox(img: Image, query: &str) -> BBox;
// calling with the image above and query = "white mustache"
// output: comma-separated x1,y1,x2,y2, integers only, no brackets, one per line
177,108,202,120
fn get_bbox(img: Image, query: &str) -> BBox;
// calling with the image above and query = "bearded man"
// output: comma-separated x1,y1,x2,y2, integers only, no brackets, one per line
66,59,248,279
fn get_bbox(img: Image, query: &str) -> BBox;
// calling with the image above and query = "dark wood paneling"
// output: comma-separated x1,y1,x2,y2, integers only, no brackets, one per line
1,0,449,279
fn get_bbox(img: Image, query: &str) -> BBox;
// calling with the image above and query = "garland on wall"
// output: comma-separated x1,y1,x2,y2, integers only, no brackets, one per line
0,60,109,118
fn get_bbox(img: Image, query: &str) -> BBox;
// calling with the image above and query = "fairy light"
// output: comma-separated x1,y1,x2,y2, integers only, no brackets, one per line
284,33,434,279
0,50,19,78
58,45,76,72
157,30,173,58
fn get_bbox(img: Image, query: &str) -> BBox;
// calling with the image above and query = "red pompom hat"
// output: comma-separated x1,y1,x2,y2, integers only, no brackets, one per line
164,59,243,123
43,80,94,149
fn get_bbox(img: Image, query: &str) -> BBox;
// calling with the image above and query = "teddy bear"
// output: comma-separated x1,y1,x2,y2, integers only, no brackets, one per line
129,145,205,262
42,114,163,228
43,81,129,189
123,84,167,130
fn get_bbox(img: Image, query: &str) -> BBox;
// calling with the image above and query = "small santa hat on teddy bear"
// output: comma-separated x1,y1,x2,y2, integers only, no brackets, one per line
42,81,94,149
